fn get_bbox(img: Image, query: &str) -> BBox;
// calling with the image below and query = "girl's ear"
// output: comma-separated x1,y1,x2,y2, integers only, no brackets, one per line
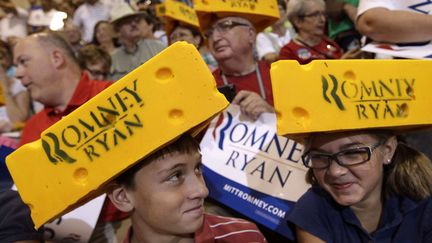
383,136,397,164
107,184,134,213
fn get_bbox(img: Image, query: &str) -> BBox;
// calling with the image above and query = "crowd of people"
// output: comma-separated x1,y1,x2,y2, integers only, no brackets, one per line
0,0,431,242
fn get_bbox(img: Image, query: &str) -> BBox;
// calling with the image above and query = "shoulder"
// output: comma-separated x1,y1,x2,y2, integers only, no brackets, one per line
199,214,266,242
139,39,165,49
0,190,43,242
287,187,337,242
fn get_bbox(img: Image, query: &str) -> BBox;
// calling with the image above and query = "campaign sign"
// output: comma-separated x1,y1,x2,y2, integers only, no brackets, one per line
43,194,106,243
362,41,432,59
200,105,310,240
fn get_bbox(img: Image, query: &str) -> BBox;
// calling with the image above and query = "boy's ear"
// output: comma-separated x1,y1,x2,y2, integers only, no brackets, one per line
107,184,134,213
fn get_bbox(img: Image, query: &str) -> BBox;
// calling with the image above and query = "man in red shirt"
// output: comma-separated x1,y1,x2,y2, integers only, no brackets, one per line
195,4,277,120
13,32,128,241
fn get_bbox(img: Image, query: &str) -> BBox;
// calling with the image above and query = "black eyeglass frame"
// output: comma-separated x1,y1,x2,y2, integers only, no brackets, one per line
302,140,385,169
204,20,251,39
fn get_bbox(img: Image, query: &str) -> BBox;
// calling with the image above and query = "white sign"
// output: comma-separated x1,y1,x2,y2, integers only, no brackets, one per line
200,105,310,239
43,194,106,243
362,41,432,59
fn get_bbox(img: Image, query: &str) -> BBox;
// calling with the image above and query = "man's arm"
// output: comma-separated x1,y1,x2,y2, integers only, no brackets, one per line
356,7,432,43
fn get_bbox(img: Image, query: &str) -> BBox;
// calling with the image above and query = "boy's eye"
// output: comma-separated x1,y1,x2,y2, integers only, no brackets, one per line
195,163,203,175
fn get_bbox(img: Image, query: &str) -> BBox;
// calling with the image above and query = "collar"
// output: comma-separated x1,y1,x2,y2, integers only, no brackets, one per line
45,72,92,116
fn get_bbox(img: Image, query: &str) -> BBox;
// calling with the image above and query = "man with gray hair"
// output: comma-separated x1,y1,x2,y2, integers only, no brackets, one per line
195,1,278,121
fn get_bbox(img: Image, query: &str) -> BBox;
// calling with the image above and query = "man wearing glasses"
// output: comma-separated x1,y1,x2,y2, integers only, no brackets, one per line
195,1,279,121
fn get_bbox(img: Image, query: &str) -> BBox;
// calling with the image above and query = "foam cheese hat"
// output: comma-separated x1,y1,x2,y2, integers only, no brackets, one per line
158,0,200,40
193,0,280,33
271,60,432,141
6,42,229,229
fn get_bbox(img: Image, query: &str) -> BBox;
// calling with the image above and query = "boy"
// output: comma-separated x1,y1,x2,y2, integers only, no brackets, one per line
108,134,267,243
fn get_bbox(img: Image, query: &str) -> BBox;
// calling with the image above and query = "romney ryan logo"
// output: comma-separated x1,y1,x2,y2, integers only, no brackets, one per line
42,80,144,165
222,0,258,10
321,74,415,120
208,108,305,189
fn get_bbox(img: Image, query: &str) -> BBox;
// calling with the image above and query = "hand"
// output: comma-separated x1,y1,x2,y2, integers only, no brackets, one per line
232,90,274,120
341,47,362,59
0,120,13,133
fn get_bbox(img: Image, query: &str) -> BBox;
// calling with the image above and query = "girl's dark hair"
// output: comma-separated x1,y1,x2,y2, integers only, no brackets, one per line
115,133,200,189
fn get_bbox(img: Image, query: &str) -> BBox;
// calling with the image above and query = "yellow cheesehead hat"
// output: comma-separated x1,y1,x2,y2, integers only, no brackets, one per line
6,42,229,228
158,0,200,40
193,0,280,33
271,60,432,140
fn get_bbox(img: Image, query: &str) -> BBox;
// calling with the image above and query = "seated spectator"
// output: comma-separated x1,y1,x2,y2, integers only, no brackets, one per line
73,0,110,43
163,0,217,70
195,2,278,121
279,0,360,64
108,133,267,242
109,4,164,80
27,0,66,33
356,0,432,44
62,22,86,55
256,0,293,63
0,0,28,46
77,44,112,81
0,41,31,134
170,24,218,71
92,20,119,55
289,129,432,243
0,189,44,242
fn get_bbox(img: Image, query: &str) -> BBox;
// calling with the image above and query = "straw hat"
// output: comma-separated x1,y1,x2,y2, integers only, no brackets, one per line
110,3,148,27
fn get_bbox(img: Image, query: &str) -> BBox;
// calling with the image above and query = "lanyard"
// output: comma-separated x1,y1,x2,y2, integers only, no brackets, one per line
221,63,267,100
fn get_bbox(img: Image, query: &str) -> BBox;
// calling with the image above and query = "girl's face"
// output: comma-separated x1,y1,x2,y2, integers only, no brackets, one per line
307,131,396,208
96,22,114,44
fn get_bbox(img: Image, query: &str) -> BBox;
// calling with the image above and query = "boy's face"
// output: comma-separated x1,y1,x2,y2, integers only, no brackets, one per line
121,150,208,235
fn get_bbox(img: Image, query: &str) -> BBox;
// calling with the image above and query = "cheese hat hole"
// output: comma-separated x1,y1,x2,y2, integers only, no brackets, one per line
292,107,311,127
397,103,409,117
343,70,356,81
275,110,282,120
74,168,88,185
292,107,309,119
169,109,185,124
156,67,174,82
406,87,414,98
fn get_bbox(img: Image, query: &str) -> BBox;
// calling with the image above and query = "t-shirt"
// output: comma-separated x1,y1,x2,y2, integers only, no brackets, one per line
287,186,432,243
328,0,360,39
109,39,165,81
256,30,292,59
212,61,274,106
279,38,343,64
123,214,267,243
